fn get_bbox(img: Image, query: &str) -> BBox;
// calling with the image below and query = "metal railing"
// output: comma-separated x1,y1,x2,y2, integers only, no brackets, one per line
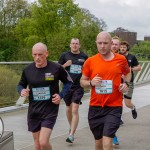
0,61,150,108
134,61,150,85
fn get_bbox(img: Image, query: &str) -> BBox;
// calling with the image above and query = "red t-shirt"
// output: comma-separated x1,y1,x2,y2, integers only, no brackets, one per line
82,53,130,107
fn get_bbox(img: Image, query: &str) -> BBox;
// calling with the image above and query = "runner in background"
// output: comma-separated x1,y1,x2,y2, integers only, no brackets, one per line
120,41,141,119
58,38,88,143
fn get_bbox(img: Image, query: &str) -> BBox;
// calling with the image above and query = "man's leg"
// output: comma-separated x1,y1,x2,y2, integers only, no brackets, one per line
66,102,79,143
70,102,79,135
66,104,72,129
103,136,113,150
124,98,137,119
95,137,113,150
124,82,137,119
32,127,52,150
95,138,103,150
32,131,41,150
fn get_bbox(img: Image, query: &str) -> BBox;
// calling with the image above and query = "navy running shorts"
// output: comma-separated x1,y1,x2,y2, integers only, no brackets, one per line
88,106,122,140
28,115,57,132
63,86,84,106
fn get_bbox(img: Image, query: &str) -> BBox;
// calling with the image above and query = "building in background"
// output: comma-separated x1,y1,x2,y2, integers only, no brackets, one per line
112,27,137,46
144,36,150,41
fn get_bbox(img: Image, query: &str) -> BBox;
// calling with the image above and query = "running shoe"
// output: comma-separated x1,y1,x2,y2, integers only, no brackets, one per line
113,136,119,145
66,135,74,143
132,105,137,119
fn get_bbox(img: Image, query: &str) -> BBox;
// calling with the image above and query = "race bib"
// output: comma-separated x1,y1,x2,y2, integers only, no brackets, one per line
70,64,82,74
95,80,113,94
32,87,51,101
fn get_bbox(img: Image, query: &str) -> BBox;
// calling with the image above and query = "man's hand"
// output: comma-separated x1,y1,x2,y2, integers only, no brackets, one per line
63,60,72,68
52,94,61,104
90,74,102,86
119,83,129,94
21,89,30,97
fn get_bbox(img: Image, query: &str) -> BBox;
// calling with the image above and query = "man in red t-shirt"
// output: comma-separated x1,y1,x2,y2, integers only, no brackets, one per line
80,31,131,150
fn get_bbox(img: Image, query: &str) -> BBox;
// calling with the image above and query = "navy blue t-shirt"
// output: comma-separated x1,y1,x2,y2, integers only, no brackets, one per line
18,61,71,119
58,51,88,88
126,53,139,82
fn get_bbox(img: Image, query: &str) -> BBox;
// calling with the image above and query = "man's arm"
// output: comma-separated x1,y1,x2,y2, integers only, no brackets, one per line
124,71,132,83
132,64,141,72
59,82,72,99
62,60,72,68
17,71,28,95
80,74,91,88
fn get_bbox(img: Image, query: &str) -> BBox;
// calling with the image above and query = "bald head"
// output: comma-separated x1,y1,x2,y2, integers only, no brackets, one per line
96,31,113,57
96,31,112,42
32,42,48,52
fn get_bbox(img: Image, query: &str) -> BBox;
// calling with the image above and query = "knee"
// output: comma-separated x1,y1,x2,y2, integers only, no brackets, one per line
72,107,78,115
102,136,113,149
39,139,49,149
103,140,112,149
72,104,79,114
33,137,40,149
66,106,72,113
95,139,103,149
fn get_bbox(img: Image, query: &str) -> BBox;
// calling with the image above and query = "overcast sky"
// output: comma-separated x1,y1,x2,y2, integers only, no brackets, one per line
28,0,150,40
74,0,150,40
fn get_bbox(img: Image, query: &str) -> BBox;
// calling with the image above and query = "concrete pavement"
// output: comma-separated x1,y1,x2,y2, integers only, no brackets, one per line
51,104,150,150
0,84,150,150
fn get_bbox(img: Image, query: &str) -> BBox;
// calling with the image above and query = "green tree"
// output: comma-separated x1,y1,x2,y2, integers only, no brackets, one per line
131,41,150,60
15,0,107,60
0,0,31,61
15,0,80,60
70,8,107,56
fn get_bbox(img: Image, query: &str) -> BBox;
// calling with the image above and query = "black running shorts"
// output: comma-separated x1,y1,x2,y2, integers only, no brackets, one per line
88,106,122,140
63,87,84,106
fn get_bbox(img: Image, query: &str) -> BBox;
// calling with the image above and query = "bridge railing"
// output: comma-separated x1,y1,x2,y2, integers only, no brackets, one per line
0,61,149,108
134,61,150,85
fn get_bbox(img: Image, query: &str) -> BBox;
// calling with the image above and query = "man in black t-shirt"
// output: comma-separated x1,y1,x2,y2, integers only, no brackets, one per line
18,42,72,150
58,38,88,143
120,41,141,119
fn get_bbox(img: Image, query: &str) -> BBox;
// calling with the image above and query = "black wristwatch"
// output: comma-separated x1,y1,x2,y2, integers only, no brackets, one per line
90,81,93,87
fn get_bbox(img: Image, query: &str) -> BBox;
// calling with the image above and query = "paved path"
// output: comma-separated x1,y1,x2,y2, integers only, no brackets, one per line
0,84,150,150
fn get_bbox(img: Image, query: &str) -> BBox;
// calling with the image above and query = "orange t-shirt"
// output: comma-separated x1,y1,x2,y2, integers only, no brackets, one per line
82,53,130,107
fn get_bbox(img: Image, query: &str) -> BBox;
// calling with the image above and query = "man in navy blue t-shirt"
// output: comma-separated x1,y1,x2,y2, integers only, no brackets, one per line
58,38,88,143
18,42,72,150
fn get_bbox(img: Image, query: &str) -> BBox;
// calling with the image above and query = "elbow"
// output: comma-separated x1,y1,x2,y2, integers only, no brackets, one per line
80,80,84,88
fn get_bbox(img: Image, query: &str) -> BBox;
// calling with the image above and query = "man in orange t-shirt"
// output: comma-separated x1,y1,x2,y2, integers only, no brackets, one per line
80,31,131,150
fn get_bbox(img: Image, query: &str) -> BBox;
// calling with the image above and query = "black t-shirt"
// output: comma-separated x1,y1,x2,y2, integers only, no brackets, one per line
18,61,71,119
58,51,88,87
126,53,139,82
